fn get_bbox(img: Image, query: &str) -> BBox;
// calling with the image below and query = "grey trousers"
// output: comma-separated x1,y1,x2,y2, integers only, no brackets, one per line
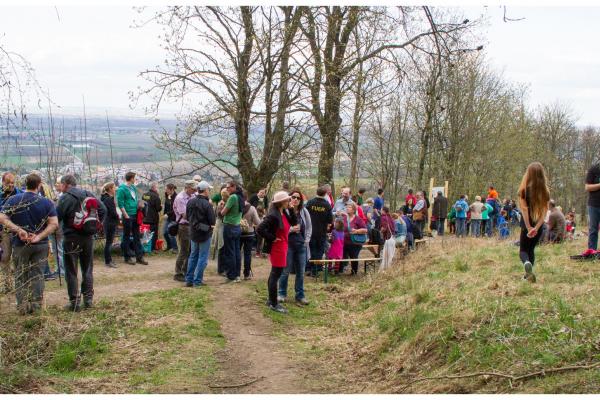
175,224,191,278
13,243,47,307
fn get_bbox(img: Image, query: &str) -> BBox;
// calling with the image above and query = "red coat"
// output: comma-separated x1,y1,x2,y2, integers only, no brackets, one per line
269,213,290,267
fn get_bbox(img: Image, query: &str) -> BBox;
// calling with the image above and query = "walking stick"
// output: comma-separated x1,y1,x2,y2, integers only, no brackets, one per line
54,233,62,287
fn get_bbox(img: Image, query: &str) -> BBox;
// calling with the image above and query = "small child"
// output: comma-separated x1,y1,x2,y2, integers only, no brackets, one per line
566,212,576,240
327,219,345,273
497,210,510,239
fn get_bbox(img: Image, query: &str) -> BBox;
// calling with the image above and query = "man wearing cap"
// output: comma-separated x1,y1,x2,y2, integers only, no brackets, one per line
184,181,215,287
172,180,197,282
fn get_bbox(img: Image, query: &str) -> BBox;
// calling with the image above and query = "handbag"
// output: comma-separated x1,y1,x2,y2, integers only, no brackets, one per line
347,216,367,244
167,215,182,236
413,209,424,221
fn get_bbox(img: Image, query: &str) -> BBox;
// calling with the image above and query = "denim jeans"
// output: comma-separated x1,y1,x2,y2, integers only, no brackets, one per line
588,206,600,250
163,220,178,250
278,241,307,300
186,235,212,286
240,234,254,278
436,218,445,236
308,236,327,275
223,224,242,280
50,231,64,275
456,218,467,237
471,220,481,237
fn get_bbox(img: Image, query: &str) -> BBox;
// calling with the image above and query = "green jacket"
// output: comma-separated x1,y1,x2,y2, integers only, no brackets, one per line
447,207,456,222
482,203,493,220
116,183,139,217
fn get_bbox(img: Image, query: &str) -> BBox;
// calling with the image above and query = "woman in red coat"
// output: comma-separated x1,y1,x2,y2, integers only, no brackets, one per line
256,191,297,313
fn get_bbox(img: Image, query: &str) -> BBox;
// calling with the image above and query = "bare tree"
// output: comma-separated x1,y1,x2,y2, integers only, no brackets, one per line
137,6,312,194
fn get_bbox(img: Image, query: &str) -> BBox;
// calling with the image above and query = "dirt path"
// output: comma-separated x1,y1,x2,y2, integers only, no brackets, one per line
207,260,317,394
0,252,322,394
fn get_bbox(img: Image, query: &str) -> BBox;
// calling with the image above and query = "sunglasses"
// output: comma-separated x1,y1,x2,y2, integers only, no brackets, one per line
291,195,301,200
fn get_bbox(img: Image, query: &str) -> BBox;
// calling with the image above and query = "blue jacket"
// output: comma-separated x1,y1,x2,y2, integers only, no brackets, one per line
453,199,469,219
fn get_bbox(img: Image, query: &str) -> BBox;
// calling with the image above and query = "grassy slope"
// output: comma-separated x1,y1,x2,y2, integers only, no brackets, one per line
256,237,600,393
1,288,224,394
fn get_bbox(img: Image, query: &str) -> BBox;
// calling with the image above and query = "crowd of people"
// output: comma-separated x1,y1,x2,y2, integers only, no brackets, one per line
0,163,585,316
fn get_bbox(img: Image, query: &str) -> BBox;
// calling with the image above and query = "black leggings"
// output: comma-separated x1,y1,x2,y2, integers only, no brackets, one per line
519,226,543,266
268,266,284,306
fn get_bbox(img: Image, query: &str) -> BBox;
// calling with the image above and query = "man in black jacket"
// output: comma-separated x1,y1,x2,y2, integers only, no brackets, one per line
305,186,333,276
432,191,449,236
142,182,162,253
185,181,216,287
56,175,106,311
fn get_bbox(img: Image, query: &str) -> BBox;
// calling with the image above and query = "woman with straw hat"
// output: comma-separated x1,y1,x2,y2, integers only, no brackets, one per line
256,191,297,313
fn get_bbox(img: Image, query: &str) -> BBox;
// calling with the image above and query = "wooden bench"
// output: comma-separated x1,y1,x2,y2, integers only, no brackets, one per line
309,258,381,283
414,238,429,249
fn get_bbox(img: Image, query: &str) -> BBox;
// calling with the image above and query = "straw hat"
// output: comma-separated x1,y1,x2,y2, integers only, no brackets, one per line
272,191,291,204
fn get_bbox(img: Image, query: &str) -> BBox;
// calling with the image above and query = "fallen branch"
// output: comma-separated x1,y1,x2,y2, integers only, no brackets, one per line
209,376,264,389
399,361,600,392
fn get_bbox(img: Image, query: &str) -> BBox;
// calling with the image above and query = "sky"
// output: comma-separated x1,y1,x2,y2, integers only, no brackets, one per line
1,5,600,125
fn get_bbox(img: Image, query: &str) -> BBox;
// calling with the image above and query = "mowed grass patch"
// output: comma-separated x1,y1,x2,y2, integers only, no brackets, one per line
0,287,224,393
250,237,600,393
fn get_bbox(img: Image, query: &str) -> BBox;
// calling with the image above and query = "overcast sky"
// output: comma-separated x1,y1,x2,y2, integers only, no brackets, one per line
2,5,600,125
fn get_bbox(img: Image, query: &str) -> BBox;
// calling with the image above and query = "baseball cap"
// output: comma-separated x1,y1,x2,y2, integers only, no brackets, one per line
197,181,213,191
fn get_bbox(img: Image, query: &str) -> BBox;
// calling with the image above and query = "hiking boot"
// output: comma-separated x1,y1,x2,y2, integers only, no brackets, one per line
296,298,310,306
105,262,117,268
174,275,185,282
136,258,149,266
234,277,241,283
83,299,93,309
269,303,288,314
64,302,81,312
277,295,286,303
125,259,136,265
223,277,239,284
526,273,537,283
185,282,193,287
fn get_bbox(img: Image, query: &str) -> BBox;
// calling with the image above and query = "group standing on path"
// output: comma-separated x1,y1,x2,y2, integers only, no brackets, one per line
0,160,587,316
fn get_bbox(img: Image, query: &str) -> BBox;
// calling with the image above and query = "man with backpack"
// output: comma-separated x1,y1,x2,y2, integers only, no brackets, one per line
0,173,59,314
56,175,106,311
142,182,162,253
453,195,469,238
116,171,147,266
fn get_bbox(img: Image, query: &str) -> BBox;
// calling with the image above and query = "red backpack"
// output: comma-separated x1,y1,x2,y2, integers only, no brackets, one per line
69,193,102,235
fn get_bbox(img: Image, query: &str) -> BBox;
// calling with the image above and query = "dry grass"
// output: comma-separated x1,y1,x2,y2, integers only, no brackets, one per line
0,288,224,393
261,235,600,393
